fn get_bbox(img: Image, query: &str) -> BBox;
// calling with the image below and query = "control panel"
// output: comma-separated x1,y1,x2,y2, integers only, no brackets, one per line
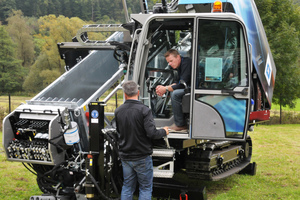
2,104,67,165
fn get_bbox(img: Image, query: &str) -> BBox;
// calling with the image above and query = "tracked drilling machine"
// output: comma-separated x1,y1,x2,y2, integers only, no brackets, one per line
3,0,276,199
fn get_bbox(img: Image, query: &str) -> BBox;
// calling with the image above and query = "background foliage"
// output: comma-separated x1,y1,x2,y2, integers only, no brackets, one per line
0,0,299,111
0,25,24,93
23,15,86,92
0,1,299,198
255,0,300,110
0,0,141,23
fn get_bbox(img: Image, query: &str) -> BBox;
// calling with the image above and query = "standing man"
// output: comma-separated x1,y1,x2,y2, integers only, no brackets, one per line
156,49,192,131
115,80,169,200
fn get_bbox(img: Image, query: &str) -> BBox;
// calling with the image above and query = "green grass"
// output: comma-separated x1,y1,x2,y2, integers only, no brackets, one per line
207,124,300,200
1,125,299,199
1,96,299,199
0,95,31,110
0,132,41,200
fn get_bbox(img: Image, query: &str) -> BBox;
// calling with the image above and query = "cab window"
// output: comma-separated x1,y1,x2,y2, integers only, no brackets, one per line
196,20,248,90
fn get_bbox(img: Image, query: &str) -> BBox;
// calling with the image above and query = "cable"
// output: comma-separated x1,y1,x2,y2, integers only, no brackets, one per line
105,132,119,157
105,132,122,195
22,162,37,175
87,172,120,200
85,129,122,199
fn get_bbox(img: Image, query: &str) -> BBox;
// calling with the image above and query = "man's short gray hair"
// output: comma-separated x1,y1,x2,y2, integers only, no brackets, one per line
122,81,139,97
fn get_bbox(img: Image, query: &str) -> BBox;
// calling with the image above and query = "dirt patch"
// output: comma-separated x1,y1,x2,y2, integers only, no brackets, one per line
15,187,26,191
15,177,29,182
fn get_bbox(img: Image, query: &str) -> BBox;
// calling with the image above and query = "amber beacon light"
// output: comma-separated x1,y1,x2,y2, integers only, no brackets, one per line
212,0,222,12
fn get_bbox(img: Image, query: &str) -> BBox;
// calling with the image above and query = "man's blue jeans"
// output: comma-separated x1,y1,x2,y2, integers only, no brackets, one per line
171,89,186,127
121,155,153,200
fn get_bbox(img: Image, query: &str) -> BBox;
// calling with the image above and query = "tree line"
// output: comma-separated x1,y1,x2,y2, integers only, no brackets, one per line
0,0,141,23
1,11,85,94
0,0,300,109
0,0,143,94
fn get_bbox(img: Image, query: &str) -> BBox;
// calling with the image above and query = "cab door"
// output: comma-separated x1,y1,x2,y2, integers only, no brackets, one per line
191,17,251,141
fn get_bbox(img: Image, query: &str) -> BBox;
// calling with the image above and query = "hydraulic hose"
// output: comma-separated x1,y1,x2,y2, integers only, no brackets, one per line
84,129,121,200
105,131,122,195
87,171,120,200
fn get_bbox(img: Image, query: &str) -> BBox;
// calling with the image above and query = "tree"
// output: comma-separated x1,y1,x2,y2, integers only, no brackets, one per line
255,0,300,122
23,53,59,93
23,15,86,93
6,10,35,68
126,0,142,15
0,0,17,23
71,0,82,20
0,24,24,94
61,0,72,18
15,0,30,16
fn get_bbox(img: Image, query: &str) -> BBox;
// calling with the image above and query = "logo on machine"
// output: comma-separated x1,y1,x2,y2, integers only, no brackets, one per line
264,54,273,86
91,110,99,118
91,110,99,124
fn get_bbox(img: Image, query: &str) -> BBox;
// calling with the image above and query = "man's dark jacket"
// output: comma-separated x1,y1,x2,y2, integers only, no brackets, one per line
115,99,166,160
171,57,192,90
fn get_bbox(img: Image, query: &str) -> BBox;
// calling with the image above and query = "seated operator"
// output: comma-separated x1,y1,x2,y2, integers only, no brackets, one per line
156,49,192,131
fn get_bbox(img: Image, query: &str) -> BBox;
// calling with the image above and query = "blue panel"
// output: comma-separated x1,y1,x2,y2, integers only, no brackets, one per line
214,96,246,132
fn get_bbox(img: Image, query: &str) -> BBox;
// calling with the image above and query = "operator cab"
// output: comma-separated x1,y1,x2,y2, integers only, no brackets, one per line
142,18,193,124
134,13,251,141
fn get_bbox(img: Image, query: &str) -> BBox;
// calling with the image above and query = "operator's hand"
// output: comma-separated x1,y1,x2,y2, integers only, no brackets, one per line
156,85,166,97
163,126,169,135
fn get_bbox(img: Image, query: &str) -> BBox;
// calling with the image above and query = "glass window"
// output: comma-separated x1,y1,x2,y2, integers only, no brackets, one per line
196,20,248,90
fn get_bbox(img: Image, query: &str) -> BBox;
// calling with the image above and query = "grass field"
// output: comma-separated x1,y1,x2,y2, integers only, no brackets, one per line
205,124,300,200
0,95,31,112
1,124,299,200
1,96,299,199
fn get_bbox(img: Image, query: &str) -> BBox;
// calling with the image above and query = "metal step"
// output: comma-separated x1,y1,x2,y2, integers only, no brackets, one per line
153,171,174,178
152,148,175,157
152,148,175,178
153,161,174,178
